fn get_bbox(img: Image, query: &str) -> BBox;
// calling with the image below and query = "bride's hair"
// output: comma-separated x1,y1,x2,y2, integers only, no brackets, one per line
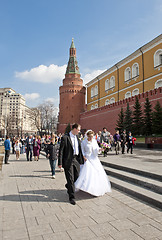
87,130,94,136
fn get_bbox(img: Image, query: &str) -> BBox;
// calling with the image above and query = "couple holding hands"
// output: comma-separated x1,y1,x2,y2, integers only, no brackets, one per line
58,123,111,205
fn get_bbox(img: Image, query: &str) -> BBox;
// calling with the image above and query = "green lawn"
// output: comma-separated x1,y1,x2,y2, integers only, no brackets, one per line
134,135,162,143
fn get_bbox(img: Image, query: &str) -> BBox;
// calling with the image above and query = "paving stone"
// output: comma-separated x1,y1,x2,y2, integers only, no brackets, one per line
109,218,138,231
111,229,143,240
90,212,116,224
132,224,162,239
128,213,154,226
30,236,43,240
36,214,59,225
67,226,96,240
50,219,76,233
89,222,118,237
27,224,53,237
43,232,71,240
3,228,28,240
71,216,97,228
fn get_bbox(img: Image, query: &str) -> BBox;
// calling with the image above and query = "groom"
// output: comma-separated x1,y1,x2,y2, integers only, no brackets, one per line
58,123,84,205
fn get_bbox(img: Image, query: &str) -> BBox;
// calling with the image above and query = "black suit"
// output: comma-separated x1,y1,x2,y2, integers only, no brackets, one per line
25,137,33,161
58,133,84,200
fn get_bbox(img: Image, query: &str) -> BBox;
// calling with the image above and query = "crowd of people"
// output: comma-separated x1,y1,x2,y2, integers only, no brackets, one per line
3,125,136,205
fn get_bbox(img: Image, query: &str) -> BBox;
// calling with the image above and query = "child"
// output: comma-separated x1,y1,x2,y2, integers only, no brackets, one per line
46,136,60,179
15,140,22,160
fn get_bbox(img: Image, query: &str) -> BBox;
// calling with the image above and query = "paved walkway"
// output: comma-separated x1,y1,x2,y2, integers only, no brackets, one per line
100,148,162,175
0,151,162,240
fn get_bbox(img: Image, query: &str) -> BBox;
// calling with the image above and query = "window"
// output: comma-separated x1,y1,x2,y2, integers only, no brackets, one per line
110,97,115,104
155,79,162,88
105,99,109,105
132,88,139,96
95,85,98,96
132,63,139,78
95,103,98,108
125,91,131,98
91,105,94,110
125,67,131,81
110,76,115,88
91,87,94,98
154,49,162,67
105,79,109,91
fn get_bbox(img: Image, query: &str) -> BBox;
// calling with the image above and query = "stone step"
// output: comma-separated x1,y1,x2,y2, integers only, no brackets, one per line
104,166,162,195
108,175,162,209
101,160,162,181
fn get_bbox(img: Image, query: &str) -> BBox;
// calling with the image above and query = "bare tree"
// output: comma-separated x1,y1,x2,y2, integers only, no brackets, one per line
37,101,58,135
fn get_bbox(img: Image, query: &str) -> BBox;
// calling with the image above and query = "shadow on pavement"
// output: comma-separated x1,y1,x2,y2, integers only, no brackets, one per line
0,189,95,203
9,174,50,179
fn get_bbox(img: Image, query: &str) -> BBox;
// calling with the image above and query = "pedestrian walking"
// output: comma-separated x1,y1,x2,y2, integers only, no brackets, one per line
100,127,110,157
121,129,127,154
11,137,16,154
46,136,60,179
33,136,41,161
25,135,33,161
15,140,22,160
126,132,135,154
4,136,11,164
58,123,84,205
113,130,121,155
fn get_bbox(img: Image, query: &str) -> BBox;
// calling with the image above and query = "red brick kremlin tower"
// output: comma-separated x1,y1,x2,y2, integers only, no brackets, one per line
58,39,86,133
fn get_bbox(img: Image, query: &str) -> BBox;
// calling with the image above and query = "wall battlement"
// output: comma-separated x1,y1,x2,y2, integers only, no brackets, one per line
80,87,162,133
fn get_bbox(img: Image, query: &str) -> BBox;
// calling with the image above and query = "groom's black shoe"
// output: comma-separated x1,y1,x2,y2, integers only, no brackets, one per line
69,198,76,205
65,183,68,189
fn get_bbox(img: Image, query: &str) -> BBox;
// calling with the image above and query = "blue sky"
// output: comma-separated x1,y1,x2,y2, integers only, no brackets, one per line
0,0,161,108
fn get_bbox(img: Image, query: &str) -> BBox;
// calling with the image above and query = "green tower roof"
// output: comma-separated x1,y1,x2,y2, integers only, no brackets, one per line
70,38,75,48
66,39,80,75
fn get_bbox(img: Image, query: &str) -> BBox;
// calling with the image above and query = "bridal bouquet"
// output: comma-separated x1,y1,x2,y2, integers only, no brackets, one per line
100,142,111,154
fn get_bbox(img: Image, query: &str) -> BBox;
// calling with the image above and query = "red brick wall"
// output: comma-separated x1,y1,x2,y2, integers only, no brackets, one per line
80,87,162,134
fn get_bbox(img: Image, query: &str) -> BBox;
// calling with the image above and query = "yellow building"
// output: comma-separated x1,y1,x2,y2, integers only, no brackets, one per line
86,34,162,111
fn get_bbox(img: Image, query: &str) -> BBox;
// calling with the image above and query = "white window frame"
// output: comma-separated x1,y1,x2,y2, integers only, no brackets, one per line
125,91,131,99
91,105,94,110
125,67,131,81
110,76,115,88
95,85,98,96
155,79,162,89
91,87,94,98
132,63,139,78
154,49,162,67
132,88,139,96
95,103,98,108
105,79,109,91
105,99,110,105
110,97,115,104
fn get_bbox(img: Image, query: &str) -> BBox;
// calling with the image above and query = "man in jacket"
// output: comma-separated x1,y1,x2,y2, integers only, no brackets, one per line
25,135,33,161
4,136,11,164
121,129,127,154
46,136,59,179
58,123,84,205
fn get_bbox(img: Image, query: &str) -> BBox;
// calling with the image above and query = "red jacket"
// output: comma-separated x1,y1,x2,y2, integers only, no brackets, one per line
132,137,136,145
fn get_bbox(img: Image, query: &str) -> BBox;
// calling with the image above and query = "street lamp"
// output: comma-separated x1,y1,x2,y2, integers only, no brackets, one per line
4,90,11,139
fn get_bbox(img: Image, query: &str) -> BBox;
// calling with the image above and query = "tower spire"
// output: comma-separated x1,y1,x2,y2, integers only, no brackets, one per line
66,38,80,74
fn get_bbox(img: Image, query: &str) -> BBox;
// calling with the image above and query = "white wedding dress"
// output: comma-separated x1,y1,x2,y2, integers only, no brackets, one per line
75,138,111,196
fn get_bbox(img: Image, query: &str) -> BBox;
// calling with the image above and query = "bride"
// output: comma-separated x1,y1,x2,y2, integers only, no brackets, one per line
75,130,111,196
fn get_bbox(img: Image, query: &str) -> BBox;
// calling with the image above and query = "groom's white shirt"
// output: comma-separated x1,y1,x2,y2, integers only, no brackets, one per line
69,131,79,155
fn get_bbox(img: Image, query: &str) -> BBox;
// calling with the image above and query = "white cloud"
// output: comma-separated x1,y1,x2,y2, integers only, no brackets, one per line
24,93,40,101
15,64,67,83
83,69,106,84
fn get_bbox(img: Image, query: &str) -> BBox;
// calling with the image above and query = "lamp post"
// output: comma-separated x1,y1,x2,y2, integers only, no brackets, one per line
4,90,11,139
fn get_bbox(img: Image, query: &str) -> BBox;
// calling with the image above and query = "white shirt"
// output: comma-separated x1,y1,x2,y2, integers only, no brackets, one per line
70,131,79,155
